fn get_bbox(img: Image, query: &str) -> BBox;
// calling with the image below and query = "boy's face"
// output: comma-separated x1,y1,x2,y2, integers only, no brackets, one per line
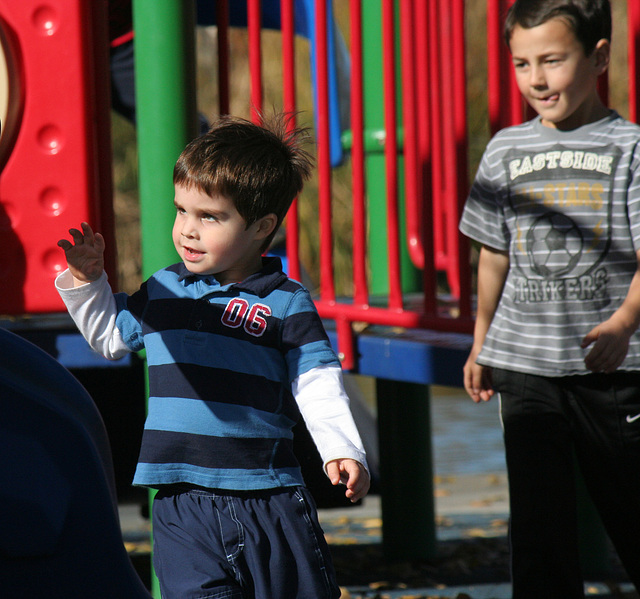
172,185,274,285
509,18,610,130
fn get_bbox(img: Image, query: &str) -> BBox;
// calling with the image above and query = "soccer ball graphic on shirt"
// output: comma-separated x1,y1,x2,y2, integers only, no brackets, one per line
526,212,584,278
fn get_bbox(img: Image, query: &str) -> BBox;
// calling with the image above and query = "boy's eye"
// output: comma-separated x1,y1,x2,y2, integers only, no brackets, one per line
202,213,218,222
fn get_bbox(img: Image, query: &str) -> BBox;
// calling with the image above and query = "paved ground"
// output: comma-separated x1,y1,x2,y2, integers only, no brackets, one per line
120,472,638,599
318,473,637,599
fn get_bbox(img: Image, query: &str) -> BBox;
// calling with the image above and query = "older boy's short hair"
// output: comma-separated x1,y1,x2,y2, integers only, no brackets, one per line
173,113,314,249
504,0,611,56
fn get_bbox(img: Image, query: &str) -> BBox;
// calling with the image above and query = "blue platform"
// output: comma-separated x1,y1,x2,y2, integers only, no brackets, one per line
326,325,472,387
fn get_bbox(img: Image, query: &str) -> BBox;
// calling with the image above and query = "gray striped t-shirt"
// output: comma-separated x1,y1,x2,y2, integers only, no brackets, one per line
460,112,640,376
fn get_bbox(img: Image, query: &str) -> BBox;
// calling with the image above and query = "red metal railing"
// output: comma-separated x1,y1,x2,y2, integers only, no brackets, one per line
487,0,521,133
213,0,640,370
348,0,368,310
629,0,640,123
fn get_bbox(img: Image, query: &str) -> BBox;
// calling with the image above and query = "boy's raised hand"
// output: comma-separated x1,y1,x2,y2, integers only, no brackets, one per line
57,222,105,284
326,458,370,503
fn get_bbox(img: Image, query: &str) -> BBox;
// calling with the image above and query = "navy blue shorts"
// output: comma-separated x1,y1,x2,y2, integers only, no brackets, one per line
152,485,341,599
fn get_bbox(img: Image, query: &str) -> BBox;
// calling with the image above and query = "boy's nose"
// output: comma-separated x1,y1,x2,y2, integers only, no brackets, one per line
530,65,546,88
181,220,198,239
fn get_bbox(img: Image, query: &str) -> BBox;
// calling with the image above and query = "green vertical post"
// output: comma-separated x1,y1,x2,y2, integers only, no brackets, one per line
133,0,198,279
360,0,385,296
376,379,436,560
132,2,197,596
360,1,420,295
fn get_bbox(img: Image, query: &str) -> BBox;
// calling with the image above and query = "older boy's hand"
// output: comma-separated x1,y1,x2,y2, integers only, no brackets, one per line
326,459,370,503
581,316,632,373
57,222,105,285
463,348,494,403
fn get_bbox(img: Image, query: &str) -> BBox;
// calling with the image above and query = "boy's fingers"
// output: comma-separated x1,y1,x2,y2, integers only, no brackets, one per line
94,232,106,253
581,332,596,348
326,460,370,502
463,372,473,394
463,368,475,392
68,228,84,245
586,340,625,373
326,462,341,485
81,222,96,244
464,370,483,402
347,475,370,502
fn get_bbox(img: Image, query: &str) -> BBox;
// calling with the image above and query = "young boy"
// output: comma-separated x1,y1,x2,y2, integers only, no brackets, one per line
56,114,369,598
460,1,640,596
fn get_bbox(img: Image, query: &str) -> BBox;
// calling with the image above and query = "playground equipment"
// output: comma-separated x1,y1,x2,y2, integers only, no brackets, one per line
0,0,116,314
131,0,634,568
2,0,640,590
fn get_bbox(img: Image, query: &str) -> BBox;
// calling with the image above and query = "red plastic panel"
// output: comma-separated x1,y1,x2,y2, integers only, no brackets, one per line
0,0,113,314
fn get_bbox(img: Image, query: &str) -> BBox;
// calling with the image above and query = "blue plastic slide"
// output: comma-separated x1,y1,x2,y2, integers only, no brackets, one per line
0,328,151,598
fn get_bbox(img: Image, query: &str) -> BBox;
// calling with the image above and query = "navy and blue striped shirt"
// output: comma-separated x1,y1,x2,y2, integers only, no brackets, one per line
114,258,340,490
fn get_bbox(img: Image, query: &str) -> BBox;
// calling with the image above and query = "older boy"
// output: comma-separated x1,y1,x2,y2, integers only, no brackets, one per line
56,114,369,598
460,1,640,597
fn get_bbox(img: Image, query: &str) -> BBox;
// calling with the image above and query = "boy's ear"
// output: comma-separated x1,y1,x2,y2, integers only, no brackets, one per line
593,38,610,74
254,213,278,240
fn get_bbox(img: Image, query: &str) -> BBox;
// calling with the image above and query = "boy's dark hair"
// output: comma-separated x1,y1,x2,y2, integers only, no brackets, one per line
504,0,611,56
173,112,314,251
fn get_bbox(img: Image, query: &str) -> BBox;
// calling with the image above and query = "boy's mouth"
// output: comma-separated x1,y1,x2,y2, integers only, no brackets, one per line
183,245,205,260
536,93,559,105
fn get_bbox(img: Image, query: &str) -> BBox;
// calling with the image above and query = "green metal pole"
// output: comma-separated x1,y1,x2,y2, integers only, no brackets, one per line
133,0,198,279
132,2,197,595
376,379,437,560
